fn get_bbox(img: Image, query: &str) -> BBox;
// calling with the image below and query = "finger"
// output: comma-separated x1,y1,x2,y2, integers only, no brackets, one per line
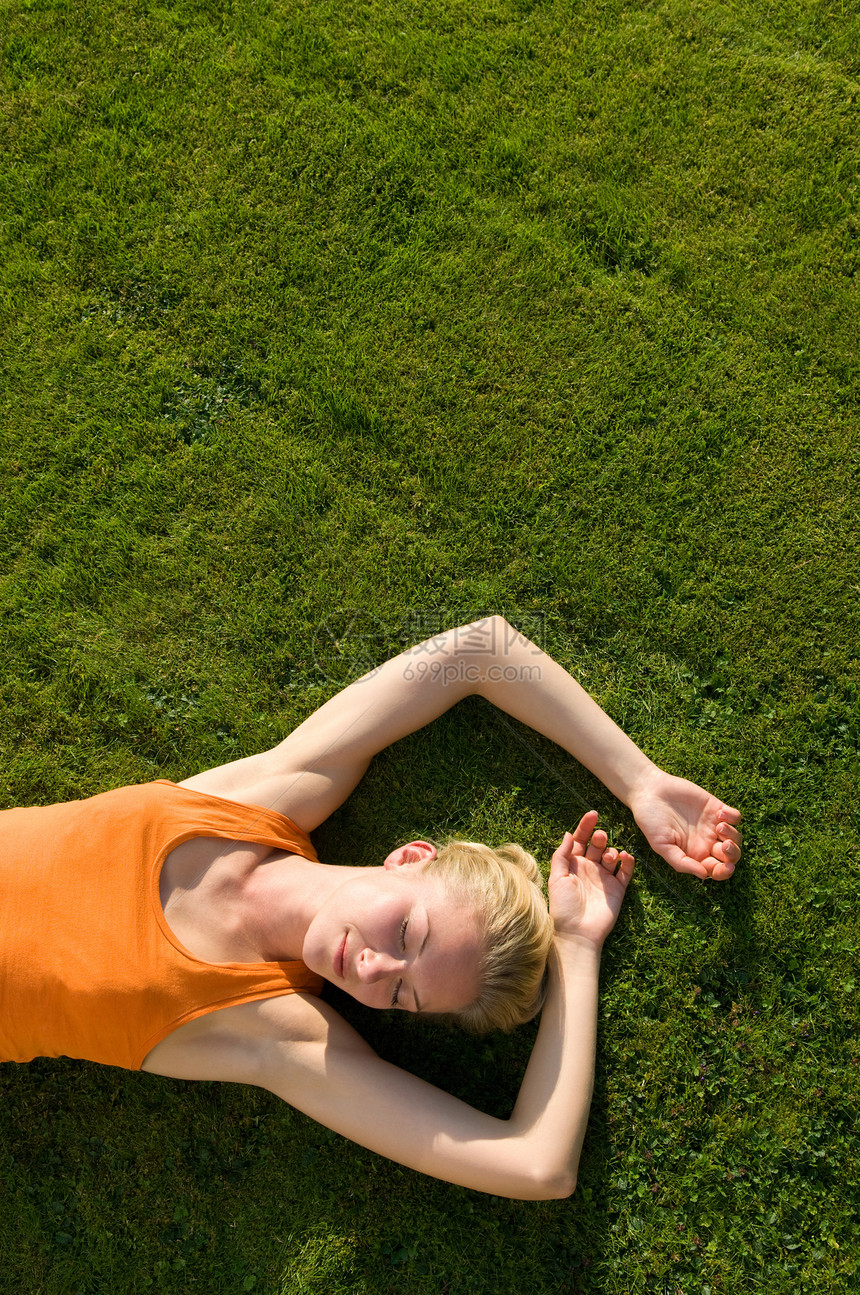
718,803,742,826
661,844,710,880
699,853,736,880
614,851,635,885
601,847,619,873
714,837,741,866
717,822,742,848
571,810,600,855
549,832,576,884
585,828,608,863
607,848,631,876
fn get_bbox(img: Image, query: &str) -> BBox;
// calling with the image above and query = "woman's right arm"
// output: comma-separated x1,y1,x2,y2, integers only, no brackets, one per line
181,616,741,876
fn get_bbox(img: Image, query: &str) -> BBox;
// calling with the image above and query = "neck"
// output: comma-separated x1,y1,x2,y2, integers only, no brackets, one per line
243,856,366,962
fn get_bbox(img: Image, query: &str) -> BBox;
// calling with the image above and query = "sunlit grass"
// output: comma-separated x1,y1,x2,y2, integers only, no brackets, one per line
1,0,858,1291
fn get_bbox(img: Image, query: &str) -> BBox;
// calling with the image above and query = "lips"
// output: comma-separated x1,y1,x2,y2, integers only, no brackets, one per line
335,934,347,979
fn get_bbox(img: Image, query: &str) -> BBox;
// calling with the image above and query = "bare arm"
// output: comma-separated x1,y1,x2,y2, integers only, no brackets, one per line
151,814,632,1199
180,621,484,830
265,950,605,1199
285,815,630,1198
472,622,743,879
181,616,741,876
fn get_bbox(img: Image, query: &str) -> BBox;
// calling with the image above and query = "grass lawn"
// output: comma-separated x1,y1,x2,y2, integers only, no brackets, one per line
1,0,858,1291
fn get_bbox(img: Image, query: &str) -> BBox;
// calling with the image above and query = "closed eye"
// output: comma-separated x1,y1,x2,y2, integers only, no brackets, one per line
388,919,409,1008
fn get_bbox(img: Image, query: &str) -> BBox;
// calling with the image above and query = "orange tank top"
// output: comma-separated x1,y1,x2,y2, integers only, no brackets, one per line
0,780,324,1070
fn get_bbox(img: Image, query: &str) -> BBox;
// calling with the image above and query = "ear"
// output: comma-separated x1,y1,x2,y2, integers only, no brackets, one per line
383,841,437,870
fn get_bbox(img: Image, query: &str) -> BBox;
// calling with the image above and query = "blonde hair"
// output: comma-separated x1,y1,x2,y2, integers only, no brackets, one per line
422,840,554,1033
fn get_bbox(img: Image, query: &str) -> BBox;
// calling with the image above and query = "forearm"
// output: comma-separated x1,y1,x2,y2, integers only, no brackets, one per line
200,615,662,841
272,617,655,801
505,935,602,1195
471,620,658,807
261,976,603,1201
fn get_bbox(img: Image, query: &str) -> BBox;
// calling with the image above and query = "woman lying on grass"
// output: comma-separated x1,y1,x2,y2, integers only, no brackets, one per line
1,619,741,1199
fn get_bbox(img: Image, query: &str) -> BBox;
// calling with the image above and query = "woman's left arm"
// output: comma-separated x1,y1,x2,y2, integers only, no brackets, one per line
144,813,629,1199
208,813,624,1196
250,814,631,1198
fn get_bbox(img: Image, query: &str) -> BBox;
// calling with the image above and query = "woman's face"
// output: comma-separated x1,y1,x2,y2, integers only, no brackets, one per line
302,848,483,1015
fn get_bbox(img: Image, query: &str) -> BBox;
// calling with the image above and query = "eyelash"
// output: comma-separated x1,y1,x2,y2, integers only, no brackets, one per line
390,919,409,1007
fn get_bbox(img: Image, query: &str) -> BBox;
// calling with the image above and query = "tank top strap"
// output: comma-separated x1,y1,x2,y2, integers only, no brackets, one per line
152,780,318,861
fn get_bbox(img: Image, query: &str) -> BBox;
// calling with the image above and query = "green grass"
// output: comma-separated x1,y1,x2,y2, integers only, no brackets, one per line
1,0,859,1290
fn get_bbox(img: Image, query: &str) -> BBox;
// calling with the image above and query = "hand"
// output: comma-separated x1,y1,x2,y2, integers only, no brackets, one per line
628,768,742,880
548,811,635,948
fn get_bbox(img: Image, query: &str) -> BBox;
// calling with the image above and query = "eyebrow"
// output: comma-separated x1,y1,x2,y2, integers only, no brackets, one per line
412,919,430,1014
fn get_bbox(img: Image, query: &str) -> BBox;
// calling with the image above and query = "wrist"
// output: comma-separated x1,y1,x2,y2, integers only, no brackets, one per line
553,931,605,962
624,759,664,813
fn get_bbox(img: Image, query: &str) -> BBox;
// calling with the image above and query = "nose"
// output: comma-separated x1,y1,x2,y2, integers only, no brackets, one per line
356,948,405,984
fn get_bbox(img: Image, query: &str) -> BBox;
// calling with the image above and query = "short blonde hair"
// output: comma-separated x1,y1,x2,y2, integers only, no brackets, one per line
422,840,554,1033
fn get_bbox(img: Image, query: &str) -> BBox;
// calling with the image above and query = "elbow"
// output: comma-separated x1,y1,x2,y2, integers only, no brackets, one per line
538,1170,577,1201
457,613,512,647
501,1133,580,1199
454,615,517,683
485,613,516,643
515,1166,577,1201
